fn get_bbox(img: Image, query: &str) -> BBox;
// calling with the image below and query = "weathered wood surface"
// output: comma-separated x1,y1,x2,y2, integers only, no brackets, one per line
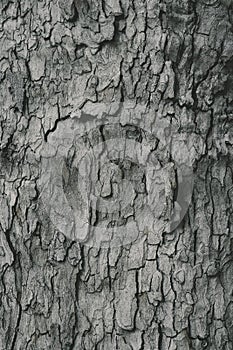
0,0,232,349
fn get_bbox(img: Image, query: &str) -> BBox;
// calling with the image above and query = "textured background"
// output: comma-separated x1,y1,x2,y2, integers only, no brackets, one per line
0,0,233,349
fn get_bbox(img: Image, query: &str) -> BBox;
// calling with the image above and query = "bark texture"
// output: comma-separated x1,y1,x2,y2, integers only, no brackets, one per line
0,0,233,349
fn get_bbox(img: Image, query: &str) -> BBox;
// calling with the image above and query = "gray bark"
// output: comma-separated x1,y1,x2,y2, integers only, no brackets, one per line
0,0,233,349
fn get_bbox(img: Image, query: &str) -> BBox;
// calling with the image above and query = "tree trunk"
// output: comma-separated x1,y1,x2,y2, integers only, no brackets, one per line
0,0,232,349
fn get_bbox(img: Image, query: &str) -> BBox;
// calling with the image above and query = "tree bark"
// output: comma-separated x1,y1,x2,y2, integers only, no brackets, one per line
0,0,233,349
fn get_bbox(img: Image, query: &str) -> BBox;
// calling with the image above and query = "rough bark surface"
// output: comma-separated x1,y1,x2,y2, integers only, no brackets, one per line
0,0,233,349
